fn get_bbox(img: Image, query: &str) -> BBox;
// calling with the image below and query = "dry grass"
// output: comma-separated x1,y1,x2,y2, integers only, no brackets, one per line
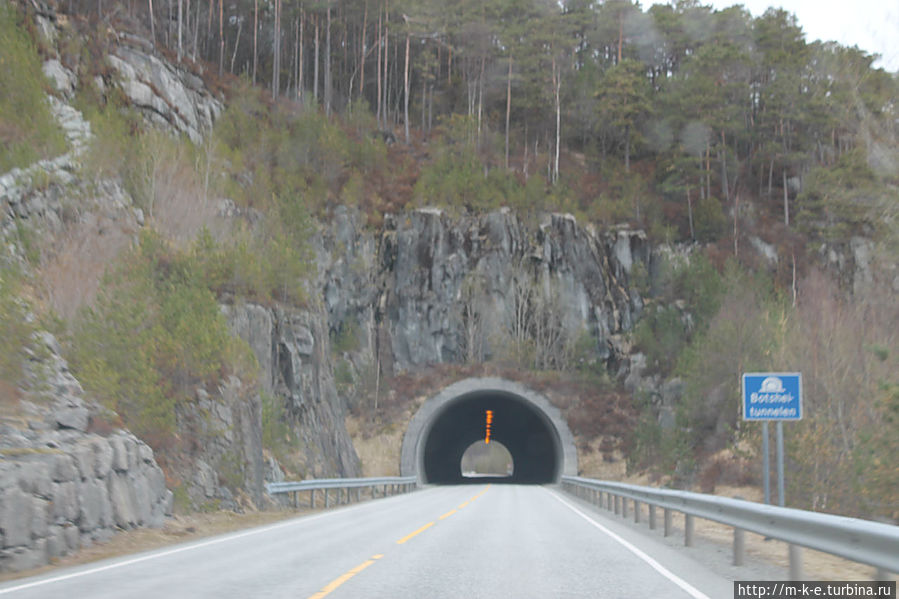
345,414,404,477
38,211,135,321
623,494,892,581
577,440,629,480
145,136,224,246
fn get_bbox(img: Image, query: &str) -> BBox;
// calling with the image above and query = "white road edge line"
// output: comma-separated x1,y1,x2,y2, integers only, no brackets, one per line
547,489,711,599
0,490,421,596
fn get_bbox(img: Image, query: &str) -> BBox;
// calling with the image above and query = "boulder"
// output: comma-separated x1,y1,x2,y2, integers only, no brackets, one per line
42,59,75,97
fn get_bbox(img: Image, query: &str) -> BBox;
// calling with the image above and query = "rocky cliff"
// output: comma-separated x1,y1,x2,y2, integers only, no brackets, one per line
319,206,650,377
0,334,171,573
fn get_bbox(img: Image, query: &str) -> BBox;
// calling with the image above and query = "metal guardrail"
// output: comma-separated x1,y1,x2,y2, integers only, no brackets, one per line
266,476,417,509
561,475,899,580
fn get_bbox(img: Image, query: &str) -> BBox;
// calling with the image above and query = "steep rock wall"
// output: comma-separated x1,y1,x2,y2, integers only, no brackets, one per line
222,304,361,480
0,335,171,573
320,207,650,375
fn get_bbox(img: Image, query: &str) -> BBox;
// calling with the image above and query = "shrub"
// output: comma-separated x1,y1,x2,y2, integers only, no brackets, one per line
633,305,686,373
0,3,65,171
0,264,33,387
70,230,257,444
692,195,727,241
261,391,295,466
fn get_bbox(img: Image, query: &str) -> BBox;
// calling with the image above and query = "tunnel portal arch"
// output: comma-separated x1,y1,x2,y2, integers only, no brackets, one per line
400,378,578,484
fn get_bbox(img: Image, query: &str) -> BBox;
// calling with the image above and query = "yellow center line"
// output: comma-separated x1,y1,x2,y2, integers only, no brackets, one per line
396,521,435,544
307,555,382,599
470,484,491,501
309,486,492,597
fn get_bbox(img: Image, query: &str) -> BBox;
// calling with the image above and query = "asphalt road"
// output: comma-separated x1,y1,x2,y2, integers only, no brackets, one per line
0,485,732,598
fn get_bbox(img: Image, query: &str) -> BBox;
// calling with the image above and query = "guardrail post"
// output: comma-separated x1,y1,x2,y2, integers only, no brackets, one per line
685,514,695,547
733,528,745,566
634,500,641,523
311,489,316,508
649,504,656,530
789,545,803,580
622,496,629,518
607,493,612,511
325,489,331,508
664,508,672,537
614,495,620,515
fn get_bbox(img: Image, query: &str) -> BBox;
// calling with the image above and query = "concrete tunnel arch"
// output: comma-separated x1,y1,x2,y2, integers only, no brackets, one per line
400,378,578,484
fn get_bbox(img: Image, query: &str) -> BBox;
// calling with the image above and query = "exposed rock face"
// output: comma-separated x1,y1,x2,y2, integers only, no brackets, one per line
320,207,650,375
222,304,362,480
106,37,223,145
0,336,172,574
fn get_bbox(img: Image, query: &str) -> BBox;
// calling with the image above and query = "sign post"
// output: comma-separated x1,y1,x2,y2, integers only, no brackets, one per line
742,373,802,506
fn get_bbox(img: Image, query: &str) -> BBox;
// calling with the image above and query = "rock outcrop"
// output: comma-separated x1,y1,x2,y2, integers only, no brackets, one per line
0,334,172,574
222,304,362,481
106,35,223,145
319,207,650,375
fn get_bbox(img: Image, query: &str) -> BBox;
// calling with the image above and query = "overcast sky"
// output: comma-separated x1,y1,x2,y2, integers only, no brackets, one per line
705,0,899,72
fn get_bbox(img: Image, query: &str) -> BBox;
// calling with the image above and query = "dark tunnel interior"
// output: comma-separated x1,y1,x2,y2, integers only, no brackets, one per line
422,391,562,484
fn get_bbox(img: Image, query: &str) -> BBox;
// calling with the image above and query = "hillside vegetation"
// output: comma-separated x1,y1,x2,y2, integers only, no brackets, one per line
0,0,897,521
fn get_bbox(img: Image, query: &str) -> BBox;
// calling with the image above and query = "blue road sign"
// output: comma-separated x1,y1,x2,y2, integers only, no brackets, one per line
742,373,802,421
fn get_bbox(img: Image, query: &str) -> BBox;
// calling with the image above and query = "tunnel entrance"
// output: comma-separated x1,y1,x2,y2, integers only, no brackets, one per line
460,441,513,478
400,378,578,484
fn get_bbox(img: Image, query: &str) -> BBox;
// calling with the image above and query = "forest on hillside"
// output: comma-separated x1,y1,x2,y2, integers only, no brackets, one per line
2,0,897,520
56,0,899,244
